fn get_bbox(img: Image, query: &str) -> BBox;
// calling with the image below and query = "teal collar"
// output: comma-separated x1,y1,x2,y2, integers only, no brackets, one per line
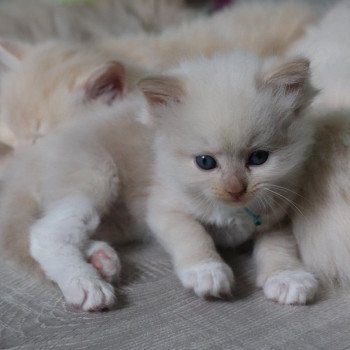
244,207,262,227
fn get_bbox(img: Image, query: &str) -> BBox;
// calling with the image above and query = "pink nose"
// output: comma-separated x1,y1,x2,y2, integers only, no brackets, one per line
226,179,247,202
227,187,247,202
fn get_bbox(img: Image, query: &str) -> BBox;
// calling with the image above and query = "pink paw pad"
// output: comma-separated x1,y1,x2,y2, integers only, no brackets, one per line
87,243,121,282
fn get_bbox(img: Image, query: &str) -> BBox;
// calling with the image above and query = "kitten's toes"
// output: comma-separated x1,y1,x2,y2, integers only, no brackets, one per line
61,274,116,311
178,261,234,299
86,241,121,282
263,270,318,305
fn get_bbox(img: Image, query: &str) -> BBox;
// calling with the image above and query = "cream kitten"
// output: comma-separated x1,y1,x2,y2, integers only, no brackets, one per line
0,1,319,148
0,51,318,310
286,1,350,287
0,60,150,310
0,41,145,148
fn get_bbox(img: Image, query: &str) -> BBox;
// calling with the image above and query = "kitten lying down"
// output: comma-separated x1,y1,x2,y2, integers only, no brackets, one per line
0,50,318,310
0,0,320,148
286,0,350,287
0,41,145,149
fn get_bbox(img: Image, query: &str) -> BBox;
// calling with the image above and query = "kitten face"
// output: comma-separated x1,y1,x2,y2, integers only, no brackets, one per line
140,52,315,212
0,40,143,147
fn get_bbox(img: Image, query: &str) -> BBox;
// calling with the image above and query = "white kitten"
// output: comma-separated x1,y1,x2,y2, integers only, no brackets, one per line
0,0,319,149
0,51,318,310
143,52,318,304
287,1,350,287
288,0,350,111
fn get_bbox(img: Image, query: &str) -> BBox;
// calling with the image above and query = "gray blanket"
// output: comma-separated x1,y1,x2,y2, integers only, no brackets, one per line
1,242,350,350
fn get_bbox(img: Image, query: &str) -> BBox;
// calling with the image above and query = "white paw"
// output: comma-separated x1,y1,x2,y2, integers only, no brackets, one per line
61,274,115,311
86,241,121,282
178,261,234,299
263,270,318,305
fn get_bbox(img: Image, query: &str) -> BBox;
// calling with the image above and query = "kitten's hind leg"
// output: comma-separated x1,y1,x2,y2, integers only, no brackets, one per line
254,226,318,305
30,195,116,311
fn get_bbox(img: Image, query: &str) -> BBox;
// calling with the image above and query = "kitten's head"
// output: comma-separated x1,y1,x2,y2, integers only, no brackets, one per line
0,39,144,147
139,52,316,212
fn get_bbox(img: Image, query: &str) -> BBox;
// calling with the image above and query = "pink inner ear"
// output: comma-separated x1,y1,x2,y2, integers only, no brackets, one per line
84,61,125,105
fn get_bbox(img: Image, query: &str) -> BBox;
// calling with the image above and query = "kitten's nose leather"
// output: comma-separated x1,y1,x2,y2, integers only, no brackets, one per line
227,188,246,202
226,182,247,202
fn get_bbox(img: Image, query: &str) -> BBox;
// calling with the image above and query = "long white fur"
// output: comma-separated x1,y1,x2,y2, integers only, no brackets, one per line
144,52,318,304
288,0,350,111
285,1,350,288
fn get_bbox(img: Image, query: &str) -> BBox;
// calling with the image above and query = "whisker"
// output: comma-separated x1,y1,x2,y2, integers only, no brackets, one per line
266,183,307,200
265,188,305,218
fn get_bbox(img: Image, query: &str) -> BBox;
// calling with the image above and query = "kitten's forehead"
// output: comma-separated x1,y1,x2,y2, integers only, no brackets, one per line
171,53,284,151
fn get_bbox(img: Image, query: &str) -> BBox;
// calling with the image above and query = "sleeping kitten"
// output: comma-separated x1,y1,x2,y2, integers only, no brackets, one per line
286,1,350,287
0,40,145,148
0,1,319,148
0,51,318,310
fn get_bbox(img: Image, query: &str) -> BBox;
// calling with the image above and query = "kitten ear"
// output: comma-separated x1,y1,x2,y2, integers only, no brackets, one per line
137,75,184,107
0,39,30,70
259,57,314,111
82,61,125,105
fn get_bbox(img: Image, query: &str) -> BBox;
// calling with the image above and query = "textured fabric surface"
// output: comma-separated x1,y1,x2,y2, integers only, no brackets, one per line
1,241,350,350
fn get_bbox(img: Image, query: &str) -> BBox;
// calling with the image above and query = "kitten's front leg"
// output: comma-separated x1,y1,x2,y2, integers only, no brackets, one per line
147,201,234,299
254,226,318,305
30,195,118,311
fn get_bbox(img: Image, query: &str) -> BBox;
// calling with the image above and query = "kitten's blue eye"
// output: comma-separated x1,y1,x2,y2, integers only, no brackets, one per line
195,155,217,170
248,150,269,166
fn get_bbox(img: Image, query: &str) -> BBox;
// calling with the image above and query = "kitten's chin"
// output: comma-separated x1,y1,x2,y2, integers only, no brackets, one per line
217,194,251,208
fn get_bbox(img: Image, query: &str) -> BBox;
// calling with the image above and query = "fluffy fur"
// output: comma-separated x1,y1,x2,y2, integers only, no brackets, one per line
292,112,350,287
101,1,320,70
288,0,350,111
0,41,145,148
287,1,350,287
0,0,198,42
0,51,319,310
144,52,318,303
0,1,319,149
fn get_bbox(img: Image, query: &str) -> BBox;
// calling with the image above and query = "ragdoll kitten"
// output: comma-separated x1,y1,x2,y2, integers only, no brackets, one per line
286,1,350,287
0,1,319,148
0,40,145,148
0,51,318,310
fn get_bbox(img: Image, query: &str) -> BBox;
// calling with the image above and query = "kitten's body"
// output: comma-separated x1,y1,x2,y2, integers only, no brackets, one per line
293,112,350,287
288,0,350,111
0,42,145,148
287,1,350,287
0,1,319,149
0,51,318,310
